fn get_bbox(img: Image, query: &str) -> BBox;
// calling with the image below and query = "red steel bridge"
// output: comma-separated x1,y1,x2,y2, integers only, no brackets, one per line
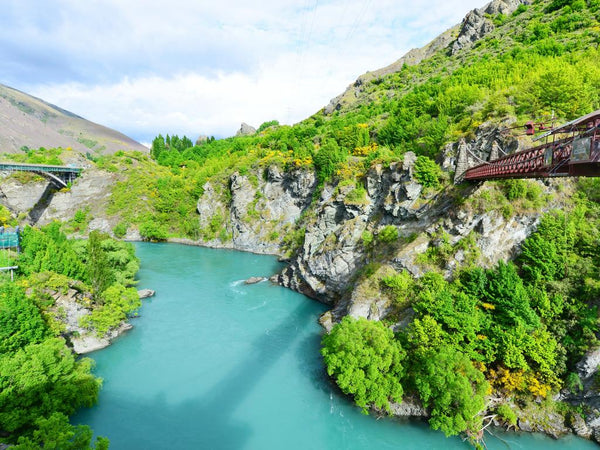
464,110,600,181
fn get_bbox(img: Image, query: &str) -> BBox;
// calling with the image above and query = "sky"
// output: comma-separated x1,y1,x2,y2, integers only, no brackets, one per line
0,0,485,144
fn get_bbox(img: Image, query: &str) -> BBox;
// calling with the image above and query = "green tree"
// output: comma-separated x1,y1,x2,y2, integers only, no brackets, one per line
313,139,346,183
86,231,114,301
321,317,406,413
0,338,100,434
0,283,48,354
414,156,442,188
13,413,109,450
412,346,488,436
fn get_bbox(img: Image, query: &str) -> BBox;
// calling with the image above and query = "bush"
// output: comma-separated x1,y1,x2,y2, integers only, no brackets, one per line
139,220,168,241
412,346,488,436
414,156,441,188
496,403,518,426
382,271,414,307
361,230,374,247
377,225,398,243
113,222,128,238
313,139,347,183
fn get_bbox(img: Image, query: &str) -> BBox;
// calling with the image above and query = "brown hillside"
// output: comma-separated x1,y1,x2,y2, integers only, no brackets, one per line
0,83,147,155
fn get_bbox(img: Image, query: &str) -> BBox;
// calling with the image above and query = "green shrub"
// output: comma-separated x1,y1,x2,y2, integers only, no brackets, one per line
139,220,168,241
361,230,374,247
565,372,583,393
382,270,414,307
313,139,347,183
496,403,518,426
113,222,128,238
344,185,368,205
377,225,398,243
502,179,528,200
414,156,441,188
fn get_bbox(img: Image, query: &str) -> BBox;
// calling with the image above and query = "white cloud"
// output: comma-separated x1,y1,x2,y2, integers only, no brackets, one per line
4,0,485,142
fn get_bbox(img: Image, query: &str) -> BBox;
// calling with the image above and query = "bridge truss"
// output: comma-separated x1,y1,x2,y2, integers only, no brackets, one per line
464,110,600,181
0,162,82,188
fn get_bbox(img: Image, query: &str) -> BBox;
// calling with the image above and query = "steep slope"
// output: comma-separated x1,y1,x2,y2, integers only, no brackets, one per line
325,0,528,114
0,83,147,155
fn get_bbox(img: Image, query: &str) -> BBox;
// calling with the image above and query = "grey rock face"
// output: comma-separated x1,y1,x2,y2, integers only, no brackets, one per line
485,0,529,15
569,413,592,440
236,122,257,136
0,176,48,213
389,397,427,417
38,170,116,225
563,346,600,441
279,154,427,305
452,0,529,55
452,8,494,55
195,135,209,145
196,166,317,254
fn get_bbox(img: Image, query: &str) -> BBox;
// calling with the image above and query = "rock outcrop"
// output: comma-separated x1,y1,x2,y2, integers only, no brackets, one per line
451,1,530,55
561,346,600,440
196,165,317,254
0,166,118,229
236,122,257,136
43,285,134,354
138,289,156,298
277,150,548,321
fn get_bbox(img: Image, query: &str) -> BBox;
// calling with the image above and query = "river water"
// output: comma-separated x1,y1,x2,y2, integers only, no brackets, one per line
74,242,597,449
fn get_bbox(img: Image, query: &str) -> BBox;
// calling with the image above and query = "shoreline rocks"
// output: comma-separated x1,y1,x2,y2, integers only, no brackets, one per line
71,322,133,354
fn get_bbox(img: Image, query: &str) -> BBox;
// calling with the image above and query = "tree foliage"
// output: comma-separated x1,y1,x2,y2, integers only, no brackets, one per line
321,317,406,413
412,346,488,436
0,338,100,434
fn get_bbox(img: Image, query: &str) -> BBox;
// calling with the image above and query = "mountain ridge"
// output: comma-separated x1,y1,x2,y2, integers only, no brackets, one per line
324,0,528,115
0,83,147,156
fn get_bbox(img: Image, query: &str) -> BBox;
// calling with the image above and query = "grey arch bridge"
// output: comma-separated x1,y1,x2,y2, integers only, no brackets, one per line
0,162,83,188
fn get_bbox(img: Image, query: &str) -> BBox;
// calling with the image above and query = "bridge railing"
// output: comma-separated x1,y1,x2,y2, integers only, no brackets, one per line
464,137,576,180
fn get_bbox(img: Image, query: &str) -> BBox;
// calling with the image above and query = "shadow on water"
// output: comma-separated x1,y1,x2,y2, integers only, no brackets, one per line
92,298,317,450
293,332,330,395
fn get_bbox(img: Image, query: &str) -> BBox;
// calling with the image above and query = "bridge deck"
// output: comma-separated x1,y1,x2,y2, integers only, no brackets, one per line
0,162,82,174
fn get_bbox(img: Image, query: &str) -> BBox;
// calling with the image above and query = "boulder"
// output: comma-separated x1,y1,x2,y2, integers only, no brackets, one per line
244,277,266,285
138,289,156,298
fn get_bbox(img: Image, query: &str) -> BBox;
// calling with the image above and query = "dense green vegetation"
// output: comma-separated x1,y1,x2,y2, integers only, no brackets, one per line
322,186,600,439
0,224,141,447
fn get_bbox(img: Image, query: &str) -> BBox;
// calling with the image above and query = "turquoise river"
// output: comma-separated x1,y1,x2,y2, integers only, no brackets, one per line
75,243,597,449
